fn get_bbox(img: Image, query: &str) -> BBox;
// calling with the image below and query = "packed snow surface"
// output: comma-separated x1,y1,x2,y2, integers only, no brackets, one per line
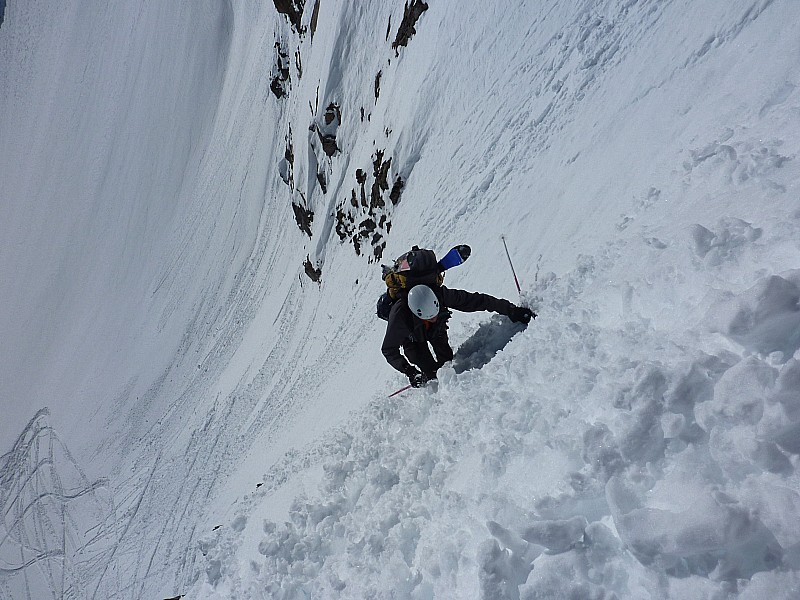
1,0,800,598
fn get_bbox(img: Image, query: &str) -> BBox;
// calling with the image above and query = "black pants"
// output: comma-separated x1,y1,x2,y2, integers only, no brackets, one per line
403,329,454,378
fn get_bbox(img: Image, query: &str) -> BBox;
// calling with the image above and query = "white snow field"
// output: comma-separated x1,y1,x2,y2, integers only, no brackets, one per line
1,0,800,598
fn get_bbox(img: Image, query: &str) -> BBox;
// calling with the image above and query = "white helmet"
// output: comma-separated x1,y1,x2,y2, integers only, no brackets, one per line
407,285,440,319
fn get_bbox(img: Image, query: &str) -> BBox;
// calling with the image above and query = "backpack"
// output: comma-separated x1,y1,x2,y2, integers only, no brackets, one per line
375,244,471,320
377,246,444,320
376,291,395,321
383,246,444,298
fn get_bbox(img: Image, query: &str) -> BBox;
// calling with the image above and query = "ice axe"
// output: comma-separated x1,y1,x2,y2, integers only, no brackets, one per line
501,235,522,298
388,384,412,397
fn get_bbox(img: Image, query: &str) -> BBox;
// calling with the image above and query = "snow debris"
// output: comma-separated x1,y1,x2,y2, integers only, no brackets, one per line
3,0,800,598
708,271,800,360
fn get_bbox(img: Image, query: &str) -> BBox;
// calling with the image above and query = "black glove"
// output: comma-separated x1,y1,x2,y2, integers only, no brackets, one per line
408,371,428,388
509,306,536,324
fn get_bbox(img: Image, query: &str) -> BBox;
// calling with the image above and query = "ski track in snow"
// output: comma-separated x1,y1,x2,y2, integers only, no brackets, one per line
0,410,114,600
1,0,800,598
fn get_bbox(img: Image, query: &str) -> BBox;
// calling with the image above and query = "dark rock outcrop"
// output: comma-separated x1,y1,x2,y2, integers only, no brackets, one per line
316,171,327,194
270,42,291,99
334,149,399,262
324,103,341,125
295,50,303,79
374,71,382,102
303,256,322,282
292,202,313,237
319,134,339,157
371,151,391,209
310,0,321,39
278,127,294,188
335,206,355,242
392,0,429,54
316,103,341,157
389,176,404,205
273,0,305,33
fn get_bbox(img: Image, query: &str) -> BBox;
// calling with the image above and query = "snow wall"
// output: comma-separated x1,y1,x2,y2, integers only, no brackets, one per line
1,0,800,598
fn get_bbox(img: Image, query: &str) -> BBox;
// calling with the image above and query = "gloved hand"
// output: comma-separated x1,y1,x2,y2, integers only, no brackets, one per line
408,371,428,388
509,305,536,324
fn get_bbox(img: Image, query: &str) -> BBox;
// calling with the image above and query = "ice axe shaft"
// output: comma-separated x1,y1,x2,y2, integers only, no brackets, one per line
388,384,412,398
501,235,522,297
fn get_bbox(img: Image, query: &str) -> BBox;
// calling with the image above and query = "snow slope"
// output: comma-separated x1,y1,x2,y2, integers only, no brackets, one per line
1,0,800,598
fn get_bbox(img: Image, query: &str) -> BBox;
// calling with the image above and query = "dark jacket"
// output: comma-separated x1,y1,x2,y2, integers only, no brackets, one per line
381,286,516,375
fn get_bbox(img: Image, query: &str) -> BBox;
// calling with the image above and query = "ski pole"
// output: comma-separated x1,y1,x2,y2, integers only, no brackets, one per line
501,235,522,296
388,384,412,398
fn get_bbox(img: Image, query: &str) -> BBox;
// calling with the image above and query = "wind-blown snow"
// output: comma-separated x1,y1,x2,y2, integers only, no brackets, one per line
1,0,800,598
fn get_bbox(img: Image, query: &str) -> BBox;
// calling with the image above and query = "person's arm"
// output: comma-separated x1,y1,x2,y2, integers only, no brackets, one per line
381,307,417,375
382,339,415,375
441,286,535,323
441,286,516,315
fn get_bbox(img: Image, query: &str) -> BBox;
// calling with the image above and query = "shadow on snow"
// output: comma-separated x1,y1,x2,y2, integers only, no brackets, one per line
452,314,527,374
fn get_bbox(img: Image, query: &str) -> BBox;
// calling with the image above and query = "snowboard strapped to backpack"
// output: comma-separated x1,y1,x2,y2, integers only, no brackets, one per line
376,245,471,320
